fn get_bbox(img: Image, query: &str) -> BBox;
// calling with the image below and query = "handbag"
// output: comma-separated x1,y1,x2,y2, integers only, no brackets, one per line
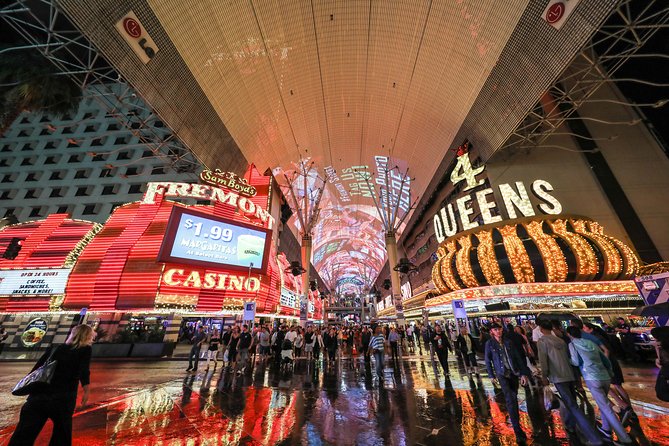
656,366,669,402
543,385,560,411
12,345,60,396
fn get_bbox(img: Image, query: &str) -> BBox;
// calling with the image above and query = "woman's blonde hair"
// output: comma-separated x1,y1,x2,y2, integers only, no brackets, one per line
65,324,94,349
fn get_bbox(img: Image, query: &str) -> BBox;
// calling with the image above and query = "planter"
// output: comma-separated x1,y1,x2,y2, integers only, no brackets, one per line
130,343,168,357
92,343,132,358
162,342,176,357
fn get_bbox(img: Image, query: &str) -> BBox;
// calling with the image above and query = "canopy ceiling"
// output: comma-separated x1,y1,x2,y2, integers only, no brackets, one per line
58,0,617,293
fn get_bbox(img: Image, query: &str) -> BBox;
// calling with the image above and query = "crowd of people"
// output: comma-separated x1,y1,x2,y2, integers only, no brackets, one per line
7,316,663,446
180,316,663,446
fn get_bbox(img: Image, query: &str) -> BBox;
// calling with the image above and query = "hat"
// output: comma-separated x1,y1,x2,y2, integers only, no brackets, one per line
489,322,502,329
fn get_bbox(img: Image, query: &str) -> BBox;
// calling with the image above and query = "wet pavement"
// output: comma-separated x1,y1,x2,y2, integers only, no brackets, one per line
1,353,667,446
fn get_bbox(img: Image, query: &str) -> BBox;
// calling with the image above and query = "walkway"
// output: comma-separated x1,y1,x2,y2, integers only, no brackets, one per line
1,354,667,445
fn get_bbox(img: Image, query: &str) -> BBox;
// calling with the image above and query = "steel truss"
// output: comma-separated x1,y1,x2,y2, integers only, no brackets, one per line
499,0,669,155
0,0,202,175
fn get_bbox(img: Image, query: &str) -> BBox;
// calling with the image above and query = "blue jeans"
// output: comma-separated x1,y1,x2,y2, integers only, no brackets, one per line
554,381,603,445
498,374,526,441
188,345,201,370
586,379,632,443
373,350,385,378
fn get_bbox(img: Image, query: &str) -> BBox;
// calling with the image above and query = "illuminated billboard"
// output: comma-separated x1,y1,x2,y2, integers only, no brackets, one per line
159,207,271,274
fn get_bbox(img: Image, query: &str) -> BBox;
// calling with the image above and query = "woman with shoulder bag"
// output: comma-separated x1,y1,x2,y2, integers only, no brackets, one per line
9,324,95,446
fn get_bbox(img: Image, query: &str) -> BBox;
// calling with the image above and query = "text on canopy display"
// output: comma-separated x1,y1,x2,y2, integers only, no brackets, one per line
433,151,563,243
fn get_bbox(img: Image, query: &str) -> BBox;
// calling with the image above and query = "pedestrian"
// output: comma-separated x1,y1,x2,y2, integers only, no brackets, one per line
304,326,315,361
421,324,431,354
186,326,206,372
432,324,453,376
361,326,372,361
582,322,635,424
567,326,633,446
414,324,423,354
272,325,287,364
456,326,480,376
537,320,603,445
653,328,669,402
484,322,531,445
205,328,220,370
406,325,415,353
388,327,401,360
236,324,253,374
370,326,386,381
314,328,324,361
227,327,240,370
325,327,338,363
9,324,94,446
258,326,271,362
294,328,304,358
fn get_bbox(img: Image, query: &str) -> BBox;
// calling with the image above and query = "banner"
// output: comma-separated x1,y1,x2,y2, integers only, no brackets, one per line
634,272,669,326
0,269,70,296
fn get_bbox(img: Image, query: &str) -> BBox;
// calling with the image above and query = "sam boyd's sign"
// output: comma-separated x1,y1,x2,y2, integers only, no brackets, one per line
0,269,70,296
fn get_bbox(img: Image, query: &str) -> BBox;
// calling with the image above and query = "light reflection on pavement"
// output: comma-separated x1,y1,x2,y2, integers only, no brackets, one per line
0,355,667,445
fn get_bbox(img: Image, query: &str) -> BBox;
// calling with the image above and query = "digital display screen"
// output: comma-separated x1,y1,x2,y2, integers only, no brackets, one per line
158,207,272,273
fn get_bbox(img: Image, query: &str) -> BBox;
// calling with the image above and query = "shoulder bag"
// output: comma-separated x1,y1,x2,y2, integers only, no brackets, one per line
12,345,60,396
656,365,669,402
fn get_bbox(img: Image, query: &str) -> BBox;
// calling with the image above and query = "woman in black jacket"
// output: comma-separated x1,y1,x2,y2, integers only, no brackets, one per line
9,324,94,446
456,326,480,376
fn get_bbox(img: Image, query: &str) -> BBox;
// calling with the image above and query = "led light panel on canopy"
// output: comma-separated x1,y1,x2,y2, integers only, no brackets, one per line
275,155,412,293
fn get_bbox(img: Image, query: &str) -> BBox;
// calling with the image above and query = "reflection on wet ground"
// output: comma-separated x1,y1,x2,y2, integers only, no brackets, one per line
1,356,667,445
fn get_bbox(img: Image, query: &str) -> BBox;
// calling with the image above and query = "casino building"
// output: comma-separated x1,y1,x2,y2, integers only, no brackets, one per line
0,165,324,357
378,77,669,325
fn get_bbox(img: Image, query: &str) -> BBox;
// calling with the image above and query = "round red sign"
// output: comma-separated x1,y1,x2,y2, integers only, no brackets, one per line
546,2,566,24
123,17,142,38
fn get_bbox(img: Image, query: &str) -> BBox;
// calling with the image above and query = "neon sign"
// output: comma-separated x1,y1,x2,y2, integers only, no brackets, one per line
433,151,562,243
161,268,261,292
142,182,275,228
199,169,257,197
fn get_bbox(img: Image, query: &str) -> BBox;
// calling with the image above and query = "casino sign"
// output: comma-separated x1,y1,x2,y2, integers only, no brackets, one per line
431,149,640,294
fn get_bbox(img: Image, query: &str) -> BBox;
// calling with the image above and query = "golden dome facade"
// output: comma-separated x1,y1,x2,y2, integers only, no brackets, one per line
431,216,640,294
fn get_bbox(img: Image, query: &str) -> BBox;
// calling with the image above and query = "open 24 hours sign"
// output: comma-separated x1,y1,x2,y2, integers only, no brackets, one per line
0,269,70,296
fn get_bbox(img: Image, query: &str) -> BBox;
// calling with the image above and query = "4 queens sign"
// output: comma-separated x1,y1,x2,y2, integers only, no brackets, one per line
634,272,669,326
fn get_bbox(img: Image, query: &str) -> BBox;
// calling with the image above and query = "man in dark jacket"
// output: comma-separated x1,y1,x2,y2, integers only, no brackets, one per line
484,323,531,444
273,326,287,364
431,324,453,377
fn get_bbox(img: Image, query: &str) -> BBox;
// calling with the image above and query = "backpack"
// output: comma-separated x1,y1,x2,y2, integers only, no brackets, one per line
281,339,293,350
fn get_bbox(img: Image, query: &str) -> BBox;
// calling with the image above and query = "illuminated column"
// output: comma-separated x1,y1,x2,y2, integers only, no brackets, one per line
385,231,405,327
300,235,312,327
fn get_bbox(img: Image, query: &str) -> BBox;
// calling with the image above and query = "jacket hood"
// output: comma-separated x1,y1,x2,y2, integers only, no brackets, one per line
572,337,598,352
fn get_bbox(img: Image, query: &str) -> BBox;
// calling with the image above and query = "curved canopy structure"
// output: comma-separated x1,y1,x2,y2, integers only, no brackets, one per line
46,0,618,290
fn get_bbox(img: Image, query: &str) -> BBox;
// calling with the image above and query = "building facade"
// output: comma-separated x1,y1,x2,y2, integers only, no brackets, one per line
0,85,204,224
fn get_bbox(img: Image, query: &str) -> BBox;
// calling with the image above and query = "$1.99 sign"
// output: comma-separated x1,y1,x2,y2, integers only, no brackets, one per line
159,207,271,273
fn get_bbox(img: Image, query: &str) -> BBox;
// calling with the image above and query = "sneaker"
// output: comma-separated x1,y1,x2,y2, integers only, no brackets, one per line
596,424,612,440
185,367,192,372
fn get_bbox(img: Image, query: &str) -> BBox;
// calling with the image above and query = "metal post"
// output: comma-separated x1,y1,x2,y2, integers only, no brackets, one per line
385,231,405,328
300,235,311,327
